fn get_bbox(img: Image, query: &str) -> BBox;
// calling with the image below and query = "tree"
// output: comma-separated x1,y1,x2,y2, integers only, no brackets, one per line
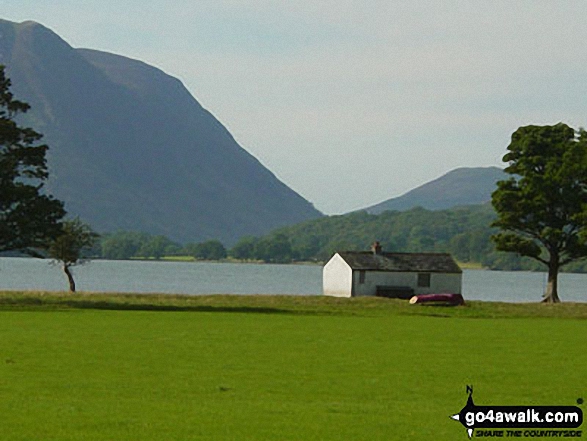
100,231,150,260
290,233,321,261
186,240,227,261
255,233,293,263
47,219,99,292
229,236,259,260
137,235,180,259
0,65,65,254
491,123,587,303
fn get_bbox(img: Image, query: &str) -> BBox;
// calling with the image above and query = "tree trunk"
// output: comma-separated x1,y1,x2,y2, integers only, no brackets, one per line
542,258,560,303
63,264,76,292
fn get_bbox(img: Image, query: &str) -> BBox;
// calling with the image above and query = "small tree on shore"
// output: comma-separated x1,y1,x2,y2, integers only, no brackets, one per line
491,123,587,303
47,219,99,292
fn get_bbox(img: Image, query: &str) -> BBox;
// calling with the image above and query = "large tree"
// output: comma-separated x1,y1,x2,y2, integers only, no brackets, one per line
491,123,587,303
0,65,65,255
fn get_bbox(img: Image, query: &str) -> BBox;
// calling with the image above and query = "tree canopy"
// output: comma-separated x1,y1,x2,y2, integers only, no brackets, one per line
184,240,227,261
47,218,99,292
491,123,587,302
0,65,65,255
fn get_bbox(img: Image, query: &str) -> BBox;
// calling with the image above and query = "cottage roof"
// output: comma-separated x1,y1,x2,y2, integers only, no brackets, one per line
336,251,462,274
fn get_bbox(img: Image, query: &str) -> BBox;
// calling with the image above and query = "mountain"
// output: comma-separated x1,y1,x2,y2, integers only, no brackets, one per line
364,167,505,214
0,19,322,244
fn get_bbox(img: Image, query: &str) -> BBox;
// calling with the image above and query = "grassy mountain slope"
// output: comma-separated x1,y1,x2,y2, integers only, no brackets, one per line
365,166,505,214
0,19,322,244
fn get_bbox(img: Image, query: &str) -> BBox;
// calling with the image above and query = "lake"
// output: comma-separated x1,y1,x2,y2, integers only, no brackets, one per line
0,257,585,303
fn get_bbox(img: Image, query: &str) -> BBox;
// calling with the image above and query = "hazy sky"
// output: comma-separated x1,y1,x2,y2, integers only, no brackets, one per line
3,1,587,214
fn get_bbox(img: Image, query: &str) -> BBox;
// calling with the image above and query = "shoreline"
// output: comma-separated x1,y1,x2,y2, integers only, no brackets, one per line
1,290,586,319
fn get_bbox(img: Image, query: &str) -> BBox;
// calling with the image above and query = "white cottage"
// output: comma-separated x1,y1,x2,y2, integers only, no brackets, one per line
323,246,462,298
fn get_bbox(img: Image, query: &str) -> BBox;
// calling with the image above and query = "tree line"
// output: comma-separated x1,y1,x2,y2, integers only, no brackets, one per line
87,203,587,274
98,231,228,261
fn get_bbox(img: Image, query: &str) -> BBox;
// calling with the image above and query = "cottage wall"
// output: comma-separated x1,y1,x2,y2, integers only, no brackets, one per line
322,254,353,297
425,273,462,295
353,271,462,297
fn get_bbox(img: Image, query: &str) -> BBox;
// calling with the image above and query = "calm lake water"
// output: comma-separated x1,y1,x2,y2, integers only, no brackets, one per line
0,257,586,303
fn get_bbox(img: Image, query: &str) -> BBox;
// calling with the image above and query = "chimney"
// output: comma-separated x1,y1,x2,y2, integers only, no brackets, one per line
371,241,382,255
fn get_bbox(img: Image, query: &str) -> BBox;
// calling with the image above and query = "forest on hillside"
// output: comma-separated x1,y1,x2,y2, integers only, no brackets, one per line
91,204,587,273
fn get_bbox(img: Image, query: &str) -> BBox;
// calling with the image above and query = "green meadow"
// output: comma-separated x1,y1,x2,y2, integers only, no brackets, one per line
0,292,585,440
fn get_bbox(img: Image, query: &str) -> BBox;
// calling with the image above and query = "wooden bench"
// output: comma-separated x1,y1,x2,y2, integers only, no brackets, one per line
376,286,414,300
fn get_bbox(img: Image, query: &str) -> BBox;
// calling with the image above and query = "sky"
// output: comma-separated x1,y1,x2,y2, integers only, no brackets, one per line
2,1,587,214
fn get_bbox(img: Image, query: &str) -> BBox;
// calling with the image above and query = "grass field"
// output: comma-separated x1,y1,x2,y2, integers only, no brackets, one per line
0,292,585,440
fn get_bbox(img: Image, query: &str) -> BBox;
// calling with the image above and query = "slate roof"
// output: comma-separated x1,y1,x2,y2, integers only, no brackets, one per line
336,252,462,274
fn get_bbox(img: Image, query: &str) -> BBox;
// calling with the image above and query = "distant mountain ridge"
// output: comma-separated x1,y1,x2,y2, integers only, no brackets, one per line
0,19,322,244
364,167,505,214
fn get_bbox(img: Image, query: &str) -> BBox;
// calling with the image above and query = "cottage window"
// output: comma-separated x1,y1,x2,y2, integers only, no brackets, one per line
417,273,431,288
359,270,366,284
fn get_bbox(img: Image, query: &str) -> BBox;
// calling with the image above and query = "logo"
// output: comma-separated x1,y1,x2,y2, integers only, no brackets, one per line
451,386,583,439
